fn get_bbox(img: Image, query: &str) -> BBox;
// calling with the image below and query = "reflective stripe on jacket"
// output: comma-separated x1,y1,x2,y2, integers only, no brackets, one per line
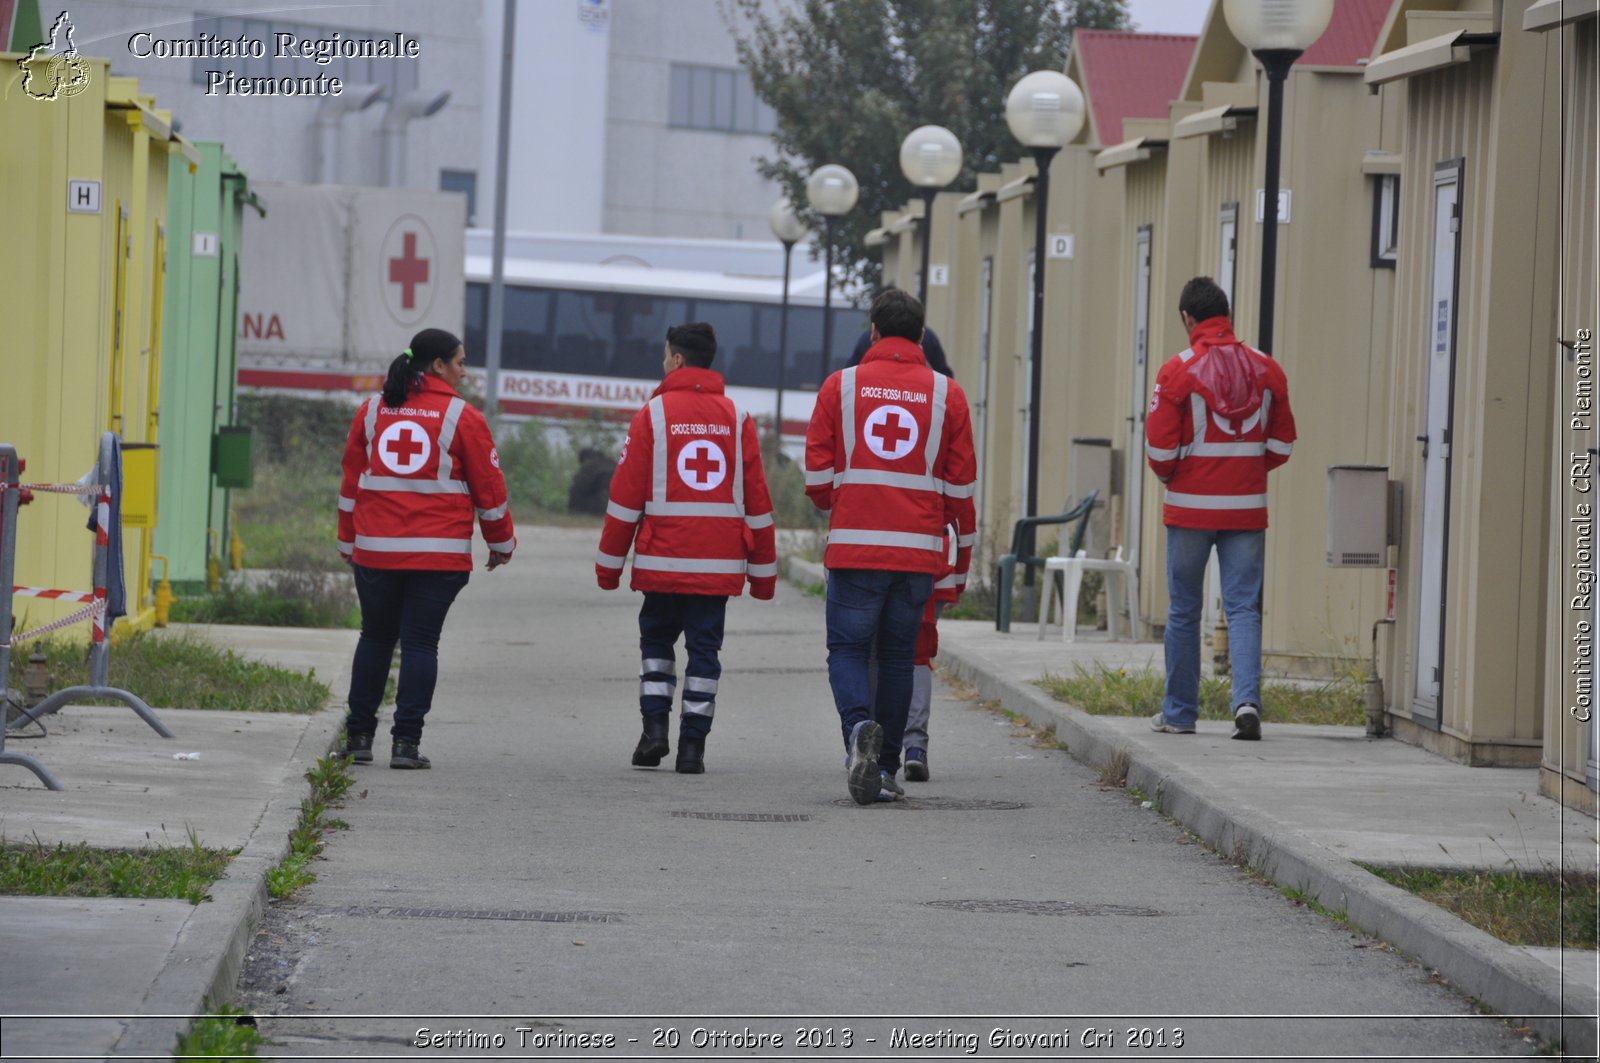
596,366,777,596
337,374,516,570
1144,317,1295,530
805,336,977,580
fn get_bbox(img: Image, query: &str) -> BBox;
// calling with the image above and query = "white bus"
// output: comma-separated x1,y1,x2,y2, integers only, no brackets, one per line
461,237,865,440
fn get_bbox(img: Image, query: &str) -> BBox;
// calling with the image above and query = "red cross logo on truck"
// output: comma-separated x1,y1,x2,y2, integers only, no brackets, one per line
863,404,919,460
388,232,430,310
676,439,726,491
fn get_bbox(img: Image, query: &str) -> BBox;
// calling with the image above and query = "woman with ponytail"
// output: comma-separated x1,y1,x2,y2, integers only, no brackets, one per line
335,327,517,770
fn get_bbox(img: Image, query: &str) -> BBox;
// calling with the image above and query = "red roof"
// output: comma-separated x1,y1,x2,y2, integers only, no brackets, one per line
1074,30,1199,147
1298,0,1392,66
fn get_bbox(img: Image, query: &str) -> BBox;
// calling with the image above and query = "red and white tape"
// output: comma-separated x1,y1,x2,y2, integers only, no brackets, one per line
2,599,104,649
0,483,105,495
11,587,96,603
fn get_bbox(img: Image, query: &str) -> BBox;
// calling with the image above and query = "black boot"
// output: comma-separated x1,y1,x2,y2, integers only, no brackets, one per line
675,735,705,774
632,714,670,767
390,739,430,769
338,731,374,764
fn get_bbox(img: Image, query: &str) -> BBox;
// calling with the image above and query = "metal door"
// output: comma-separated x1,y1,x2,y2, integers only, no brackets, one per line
1413,160,1463,722
975,255,993,541
1125,226,1153,571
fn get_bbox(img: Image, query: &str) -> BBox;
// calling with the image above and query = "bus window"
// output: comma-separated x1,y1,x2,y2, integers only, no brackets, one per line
550,289,607,375
505,287,552,370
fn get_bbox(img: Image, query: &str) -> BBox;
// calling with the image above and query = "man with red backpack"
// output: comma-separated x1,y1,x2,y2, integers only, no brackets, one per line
1145,277,1296,740
807,289,977,804
596,323,778,774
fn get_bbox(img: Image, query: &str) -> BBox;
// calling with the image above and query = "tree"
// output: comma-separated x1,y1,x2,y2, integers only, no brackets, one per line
726,0,1130,293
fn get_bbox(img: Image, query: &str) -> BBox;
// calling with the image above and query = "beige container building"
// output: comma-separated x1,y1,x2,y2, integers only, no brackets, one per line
1365,0,1576,774
1528,2,1599,811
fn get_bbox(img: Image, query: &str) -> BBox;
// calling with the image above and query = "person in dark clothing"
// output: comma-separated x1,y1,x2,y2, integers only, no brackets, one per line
568,447,617,515
848,325,953,378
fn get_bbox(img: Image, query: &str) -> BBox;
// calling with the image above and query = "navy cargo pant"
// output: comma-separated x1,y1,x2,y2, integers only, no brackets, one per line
638,592,727,740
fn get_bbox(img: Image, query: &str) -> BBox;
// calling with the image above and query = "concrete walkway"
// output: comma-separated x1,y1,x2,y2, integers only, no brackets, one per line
0,546,1595,1059
831,565,1600,1056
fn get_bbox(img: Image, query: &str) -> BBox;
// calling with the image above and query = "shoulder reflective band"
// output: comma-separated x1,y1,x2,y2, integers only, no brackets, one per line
923,371,949,472
437,397,466,481
730,400,746,514
648,397,669,503
840,367,858,466
363,394,381,465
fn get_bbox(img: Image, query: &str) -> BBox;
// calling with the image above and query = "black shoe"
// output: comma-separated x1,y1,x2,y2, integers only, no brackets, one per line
390,740,431,769
338,732,374,764
675,735,705,774
632,714,671,767
1232,704,1261,741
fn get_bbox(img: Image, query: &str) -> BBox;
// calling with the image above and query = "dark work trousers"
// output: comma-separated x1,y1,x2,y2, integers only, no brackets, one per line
638,592,727,741
346,565,469,744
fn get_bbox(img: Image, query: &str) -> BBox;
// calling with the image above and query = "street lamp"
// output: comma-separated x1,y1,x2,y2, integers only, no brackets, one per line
1222,0,1334,356
1006,69,1085,616
768,200,808,447
898,125,963,307
805,164,859,386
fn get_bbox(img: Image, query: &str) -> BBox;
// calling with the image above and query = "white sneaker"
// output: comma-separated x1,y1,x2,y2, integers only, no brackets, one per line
1149,713,1195,734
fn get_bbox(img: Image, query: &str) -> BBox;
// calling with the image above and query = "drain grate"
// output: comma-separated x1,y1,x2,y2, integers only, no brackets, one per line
922,899,1163,917
672,811,813,822
315,905,621,924
829,797,1027,811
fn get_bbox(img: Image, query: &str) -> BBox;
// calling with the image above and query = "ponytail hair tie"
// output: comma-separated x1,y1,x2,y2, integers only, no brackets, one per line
403,347,414,361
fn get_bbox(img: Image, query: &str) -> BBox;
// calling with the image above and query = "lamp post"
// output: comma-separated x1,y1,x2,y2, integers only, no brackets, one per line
805,164,859,386
768,200,808,447
1006,69,1085,618
1221,0,1333,356
898,125,963,307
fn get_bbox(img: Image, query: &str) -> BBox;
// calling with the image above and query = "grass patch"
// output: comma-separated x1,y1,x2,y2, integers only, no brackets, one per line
11,633,329,713
1038,662,1364,727
267,753,356,899
1364,865,1600,950
0,829,232,905
174,1003,264,1059
170,569,359,629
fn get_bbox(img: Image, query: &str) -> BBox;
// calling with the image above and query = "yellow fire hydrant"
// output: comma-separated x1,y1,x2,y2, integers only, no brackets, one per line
151,555,173,628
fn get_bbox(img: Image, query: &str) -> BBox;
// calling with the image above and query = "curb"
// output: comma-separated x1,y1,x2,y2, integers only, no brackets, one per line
935,637,1595,1057
781,557,1593,1055
108,705,343,1060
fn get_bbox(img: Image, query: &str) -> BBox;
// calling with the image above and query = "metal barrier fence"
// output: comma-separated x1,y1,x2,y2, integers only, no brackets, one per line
0,434,172,791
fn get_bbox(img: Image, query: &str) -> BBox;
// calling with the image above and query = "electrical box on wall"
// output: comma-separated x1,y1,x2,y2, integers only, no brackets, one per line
1327,465,1390,567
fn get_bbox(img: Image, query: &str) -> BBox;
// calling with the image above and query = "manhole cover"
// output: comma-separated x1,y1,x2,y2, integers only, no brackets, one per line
922,899,1163,917
314,905,620,923
829,797,1027,811
671,811,813,822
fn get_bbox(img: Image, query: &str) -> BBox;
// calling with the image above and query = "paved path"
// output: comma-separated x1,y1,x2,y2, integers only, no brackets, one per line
234,527,1537,1058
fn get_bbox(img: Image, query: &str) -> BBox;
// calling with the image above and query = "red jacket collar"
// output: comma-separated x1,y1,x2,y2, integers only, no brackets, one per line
1187,315,1238,353
860,335,928,367
653,366,725,397
415,374,456,397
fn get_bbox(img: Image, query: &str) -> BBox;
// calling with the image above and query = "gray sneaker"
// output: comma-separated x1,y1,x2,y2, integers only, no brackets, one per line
876,769,904,802
1232,704,1261,741
1149,713,1195,735
845,720,883,805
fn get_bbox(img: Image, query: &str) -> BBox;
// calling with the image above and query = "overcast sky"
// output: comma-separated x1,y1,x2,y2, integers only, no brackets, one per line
1122,0,1211,35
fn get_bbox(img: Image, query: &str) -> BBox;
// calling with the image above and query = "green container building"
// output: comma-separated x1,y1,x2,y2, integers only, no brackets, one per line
154,141,258,592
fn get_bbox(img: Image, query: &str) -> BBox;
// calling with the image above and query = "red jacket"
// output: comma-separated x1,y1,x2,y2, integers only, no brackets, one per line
338,374,516,570
595,367,777,598
1145,316,1295,530
805,337,977,584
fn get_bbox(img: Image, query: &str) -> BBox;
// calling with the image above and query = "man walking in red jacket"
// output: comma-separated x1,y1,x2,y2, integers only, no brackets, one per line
806,289,977,804
596,323,778,773
1145,277,1295,740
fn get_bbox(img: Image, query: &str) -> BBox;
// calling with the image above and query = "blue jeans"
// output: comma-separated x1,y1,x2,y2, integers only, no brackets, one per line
638,592,727,740
346,566,469,744
826,568,933,773
1161,527,1264,729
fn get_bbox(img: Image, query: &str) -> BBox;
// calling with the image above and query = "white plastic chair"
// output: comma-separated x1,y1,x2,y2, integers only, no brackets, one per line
1039,547,1139,643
